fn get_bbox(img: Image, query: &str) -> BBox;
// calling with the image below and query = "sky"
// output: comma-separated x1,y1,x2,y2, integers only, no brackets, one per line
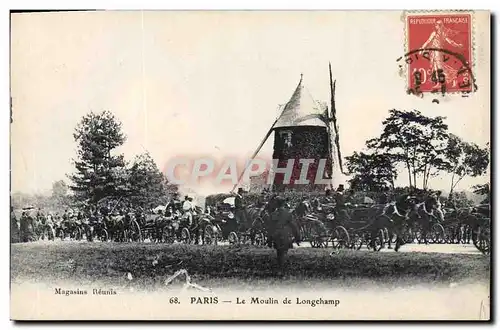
10,11,490,196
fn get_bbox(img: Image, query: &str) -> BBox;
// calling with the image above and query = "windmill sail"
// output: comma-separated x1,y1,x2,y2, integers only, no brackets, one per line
329,63,346,188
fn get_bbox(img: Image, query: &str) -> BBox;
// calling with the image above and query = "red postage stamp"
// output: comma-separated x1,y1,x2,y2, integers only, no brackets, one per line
405,13,473,95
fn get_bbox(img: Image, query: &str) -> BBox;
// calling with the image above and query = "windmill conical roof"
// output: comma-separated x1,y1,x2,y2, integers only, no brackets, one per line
274,75,328,129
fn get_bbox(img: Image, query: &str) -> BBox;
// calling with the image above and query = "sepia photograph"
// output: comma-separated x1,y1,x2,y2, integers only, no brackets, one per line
9,9,491,320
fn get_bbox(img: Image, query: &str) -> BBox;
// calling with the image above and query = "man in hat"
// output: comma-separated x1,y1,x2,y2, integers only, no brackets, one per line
334,184,350,221
268,196,301,248
322,188,334,204
11,206,19,243
20,211,35,242
182,195,194,227
233,188,248,231
431,191,445,222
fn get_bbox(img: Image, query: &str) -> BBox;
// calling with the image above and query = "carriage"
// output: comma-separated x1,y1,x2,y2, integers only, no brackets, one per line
297,202,389,251
205,193,267,246
175,210,221,245
102,213,143,242
470,204,490,255
136,212,178,243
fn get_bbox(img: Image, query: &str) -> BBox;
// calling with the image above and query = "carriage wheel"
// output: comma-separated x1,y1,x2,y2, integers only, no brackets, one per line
331,226,350,249
98,228,109,242
228,231,238,245
127,220,143,242
203,226,214,245
309,221,328,248
429,224,445,244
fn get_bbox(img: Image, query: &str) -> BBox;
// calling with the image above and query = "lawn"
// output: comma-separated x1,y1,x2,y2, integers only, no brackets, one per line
11,241,490,290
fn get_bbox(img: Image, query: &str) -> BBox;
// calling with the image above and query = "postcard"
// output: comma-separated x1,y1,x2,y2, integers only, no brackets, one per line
10,10,490,320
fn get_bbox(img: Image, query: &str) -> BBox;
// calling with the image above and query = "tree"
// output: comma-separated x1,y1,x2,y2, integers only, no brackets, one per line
345,152,397,191
447,191,475,208
472,183,490,196
52,180,69,207
52,180,68,197
367,109,448,189
472,183,490,204
68,111,127,206
128,152,170,208
444,134,489,196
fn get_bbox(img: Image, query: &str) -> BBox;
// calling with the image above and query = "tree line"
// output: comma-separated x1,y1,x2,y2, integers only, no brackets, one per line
66,110,177,210
345,109,489,199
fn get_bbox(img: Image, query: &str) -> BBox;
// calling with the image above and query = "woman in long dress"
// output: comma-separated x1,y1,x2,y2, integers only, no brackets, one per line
420,20,464,85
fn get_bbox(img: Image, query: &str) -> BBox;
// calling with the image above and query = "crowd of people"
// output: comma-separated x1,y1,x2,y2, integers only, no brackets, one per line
10,183,487,244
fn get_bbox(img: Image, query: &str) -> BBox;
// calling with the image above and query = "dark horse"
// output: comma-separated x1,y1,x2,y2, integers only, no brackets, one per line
373,194,418,251
407,194,439,244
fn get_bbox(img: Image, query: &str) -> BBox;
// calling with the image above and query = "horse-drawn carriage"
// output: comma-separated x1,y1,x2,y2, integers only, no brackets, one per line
294,200,390,251
470,204,490,255
205,193,267,246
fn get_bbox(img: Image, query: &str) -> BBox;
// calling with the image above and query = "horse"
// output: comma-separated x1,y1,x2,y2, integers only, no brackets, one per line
374,195,418,251
407,194,439,244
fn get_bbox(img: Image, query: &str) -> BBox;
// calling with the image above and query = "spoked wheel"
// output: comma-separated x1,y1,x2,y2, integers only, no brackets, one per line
429,223,445,244
181,228,191,244
310,235,328,248
128,220,143,242
228,231,238,245
309,221,328,248
203,226,215,245
98,228,109,242
331,226,350,249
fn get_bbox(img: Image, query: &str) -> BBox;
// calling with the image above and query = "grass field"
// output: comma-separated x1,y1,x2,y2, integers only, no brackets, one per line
11,241,490,290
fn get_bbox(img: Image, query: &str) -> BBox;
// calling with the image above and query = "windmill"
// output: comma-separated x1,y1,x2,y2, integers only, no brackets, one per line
232,65,344,193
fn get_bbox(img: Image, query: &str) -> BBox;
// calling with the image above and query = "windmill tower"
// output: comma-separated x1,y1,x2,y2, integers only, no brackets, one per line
232,66,344,194
270,74,333,192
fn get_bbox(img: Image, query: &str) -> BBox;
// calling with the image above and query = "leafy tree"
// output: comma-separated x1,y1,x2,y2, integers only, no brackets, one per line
472,183,490,196
367,109,448,189
52,180,68,198
51,180,70,207
345,152,397,191
446,191,475,208
68,111,127,206
128,153,170,208
472,183,490,204
444,134,489,196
